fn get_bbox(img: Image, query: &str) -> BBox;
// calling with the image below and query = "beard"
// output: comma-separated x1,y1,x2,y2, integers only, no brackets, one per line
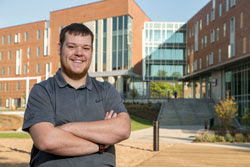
60,56,89,80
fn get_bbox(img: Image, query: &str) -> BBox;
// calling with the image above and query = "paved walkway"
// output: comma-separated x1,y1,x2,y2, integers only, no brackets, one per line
127,126,250,167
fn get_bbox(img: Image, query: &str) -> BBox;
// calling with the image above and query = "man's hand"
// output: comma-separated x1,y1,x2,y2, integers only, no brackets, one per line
101,110,118,150
105,110,117,120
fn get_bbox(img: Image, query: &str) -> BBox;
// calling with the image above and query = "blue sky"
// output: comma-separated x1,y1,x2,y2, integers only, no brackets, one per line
0,0,210,28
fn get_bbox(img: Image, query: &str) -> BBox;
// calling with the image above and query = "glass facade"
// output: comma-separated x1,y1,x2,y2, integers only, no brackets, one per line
143,22,186,81
112,15,132,70
225,62,250,120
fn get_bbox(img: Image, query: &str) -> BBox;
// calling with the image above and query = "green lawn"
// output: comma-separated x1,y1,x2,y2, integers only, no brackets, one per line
0,115,152,138
0,132,31,139
130,115,152,131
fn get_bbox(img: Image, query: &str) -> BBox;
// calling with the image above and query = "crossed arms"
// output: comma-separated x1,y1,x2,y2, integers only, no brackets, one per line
29,110,130,156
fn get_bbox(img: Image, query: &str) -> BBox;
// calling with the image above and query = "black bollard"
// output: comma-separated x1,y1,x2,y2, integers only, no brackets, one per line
153,121,159,151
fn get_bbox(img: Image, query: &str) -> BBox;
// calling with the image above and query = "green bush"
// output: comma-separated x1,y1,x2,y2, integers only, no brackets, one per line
234,133,244,142
203,133,217,142
216,135,226,142
194,135,204,142
225,133,235,142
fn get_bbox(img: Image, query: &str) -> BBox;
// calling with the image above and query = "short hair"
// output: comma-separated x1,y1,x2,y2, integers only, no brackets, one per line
59,23,94,48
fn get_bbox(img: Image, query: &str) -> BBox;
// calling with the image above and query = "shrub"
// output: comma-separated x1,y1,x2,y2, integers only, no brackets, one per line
214,91,238,132
203,133,217,142
234,133,244,142
225,133,235,142
216,135,226,142
194,135,204,142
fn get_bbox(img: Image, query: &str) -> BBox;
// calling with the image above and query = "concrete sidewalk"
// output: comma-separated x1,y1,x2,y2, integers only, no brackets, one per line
128,125,204,144
128,126,250,167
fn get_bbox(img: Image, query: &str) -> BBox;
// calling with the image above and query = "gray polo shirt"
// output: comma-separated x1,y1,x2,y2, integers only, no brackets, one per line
22,69,128,167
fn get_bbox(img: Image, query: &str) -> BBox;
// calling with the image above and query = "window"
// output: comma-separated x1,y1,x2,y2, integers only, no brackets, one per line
2,36,6,45
216,28,220,41
27,48,31,58
223,23,226,37
16,49,22,75
14,33,20,43
211,9,215,21
37,47,40,56
199,58,202,69
195,21,199,51
8,51,11,60
24,64,28,74
59,26,63,32
210,30,215,43
200,19,202,30
226,0,229,11
36,64,40,73
25,32,28,41
6,98,9,108
209,52,214,65
0,83,2,91
187,48,190,57
218,49,222,62
37,30,41,40
229,17,235,57
45,63,52,79
204,35,207,47
0,52,2,60
8,35,12,44
219,3,222,16
201,37,204,49
206,55,209,66
0,99,2,107
240,12,244,28
1,67,4,76
231,0,236,7
243,37,247,54
5,83,8,92
7,66,11,76
206,14,209,25
17,82,20,91
193,60,197,71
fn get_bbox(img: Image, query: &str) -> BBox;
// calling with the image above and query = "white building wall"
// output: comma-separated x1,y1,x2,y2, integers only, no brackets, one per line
107,18,112,72
84,21,96,73
97,20,103,72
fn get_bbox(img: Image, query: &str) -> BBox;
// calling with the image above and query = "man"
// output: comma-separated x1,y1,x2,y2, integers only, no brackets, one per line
22,23,131,167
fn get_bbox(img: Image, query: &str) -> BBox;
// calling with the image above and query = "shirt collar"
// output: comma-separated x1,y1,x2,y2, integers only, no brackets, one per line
55,69,93,90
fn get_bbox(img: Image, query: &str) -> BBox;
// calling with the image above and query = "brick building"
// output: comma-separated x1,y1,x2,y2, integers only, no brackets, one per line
183,0,250,118
0,0,150,108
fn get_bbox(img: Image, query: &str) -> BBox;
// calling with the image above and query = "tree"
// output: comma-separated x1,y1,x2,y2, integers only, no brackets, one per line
171,72,181,78
157,70,167,77
150,81,183,98
214,91,238,132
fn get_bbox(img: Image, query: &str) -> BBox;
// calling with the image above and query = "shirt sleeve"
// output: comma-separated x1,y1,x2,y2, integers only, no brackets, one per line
103,82,128,115
22,84,55,132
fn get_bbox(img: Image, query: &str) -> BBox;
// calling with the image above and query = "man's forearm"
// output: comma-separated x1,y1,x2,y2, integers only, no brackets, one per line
58,112,131,145
29,122,99,156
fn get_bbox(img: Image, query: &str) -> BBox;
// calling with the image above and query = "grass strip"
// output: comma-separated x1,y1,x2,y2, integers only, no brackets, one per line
0,132,31,139
130,115,152,131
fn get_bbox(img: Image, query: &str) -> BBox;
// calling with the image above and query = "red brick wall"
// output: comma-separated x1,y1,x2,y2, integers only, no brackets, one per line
186,0,250,75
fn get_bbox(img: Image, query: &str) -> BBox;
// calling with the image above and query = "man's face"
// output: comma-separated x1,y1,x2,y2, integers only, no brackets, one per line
59,32,93,79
